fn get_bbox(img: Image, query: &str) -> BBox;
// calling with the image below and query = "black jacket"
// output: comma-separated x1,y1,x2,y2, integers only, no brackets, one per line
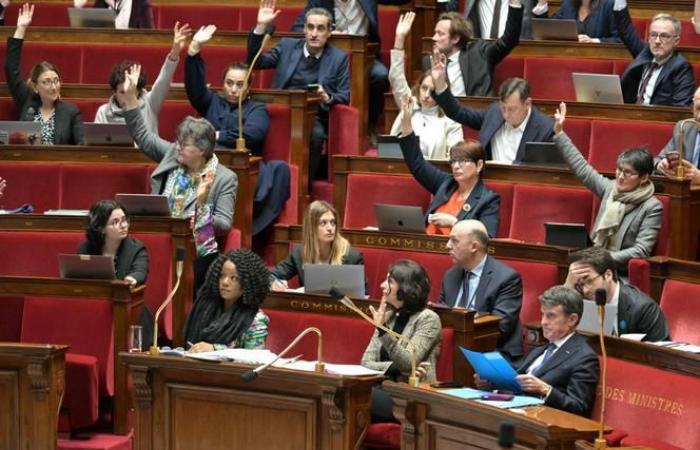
618,283,670,342
77,237,149,284
271,243,365,289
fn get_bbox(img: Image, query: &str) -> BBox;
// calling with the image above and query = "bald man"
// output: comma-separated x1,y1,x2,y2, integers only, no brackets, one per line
440,220,524,361
655,86,700,185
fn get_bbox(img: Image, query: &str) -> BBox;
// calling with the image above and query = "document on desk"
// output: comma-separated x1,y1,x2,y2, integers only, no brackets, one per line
283,360,384,376
439,387,544,409
186,349,283,364
460,347,521,393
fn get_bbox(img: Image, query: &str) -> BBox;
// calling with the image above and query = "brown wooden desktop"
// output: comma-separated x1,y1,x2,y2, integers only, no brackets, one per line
0,343,66,450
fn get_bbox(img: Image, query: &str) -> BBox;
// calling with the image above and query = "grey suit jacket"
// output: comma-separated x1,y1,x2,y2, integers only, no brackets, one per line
553,132,662,267
123,108,237,232
655,120,698,171
361,308,442,383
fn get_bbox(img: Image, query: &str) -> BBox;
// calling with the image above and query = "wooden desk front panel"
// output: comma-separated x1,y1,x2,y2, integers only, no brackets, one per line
0,371,20,450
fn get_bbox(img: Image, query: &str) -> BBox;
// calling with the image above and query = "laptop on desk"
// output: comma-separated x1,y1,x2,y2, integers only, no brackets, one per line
303,264,365,298
374,204,426,233
376,135,402,158
545,222,591,249
0,121,42,145
58,254,116,280
520,142,567,166
573,73,624,104
83,123,133,146
68,7,116,28
115,194,170,216
531,19,579,41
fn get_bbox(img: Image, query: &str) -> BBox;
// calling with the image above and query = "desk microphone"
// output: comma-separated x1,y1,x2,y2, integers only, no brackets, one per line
149,246,186,355
241,326,324,382
236,33,271,151
498,422,515,449
328,287,420,387
594,288,608,450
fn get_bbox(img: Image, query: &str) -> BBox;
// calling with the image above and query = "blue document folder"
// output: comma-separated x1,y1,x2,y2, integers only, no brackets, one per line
460,347,521,393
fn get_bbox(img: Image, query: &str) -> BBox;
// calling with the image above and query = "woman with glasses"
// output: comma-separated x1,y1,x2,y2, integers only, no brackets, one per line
533,0,621,43
397,96,500,237
5,4,84,145
388,12,463,160
553,102,662,274
185,249,270,352
78,199,148,287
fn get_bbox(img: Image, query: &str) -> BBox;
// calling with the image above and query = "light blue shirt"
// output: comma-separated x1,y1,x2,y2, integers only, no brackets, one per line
453,255,488,309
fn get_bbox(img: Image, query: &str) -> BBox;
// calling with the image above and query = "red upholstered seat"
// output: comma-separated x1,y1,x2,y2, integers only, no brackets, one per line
0,296,23,342
0,162,61,212
220,228,242,252
277,164,299,225
81,44,167,85
588,120,673,172
158,101,198,141
679,20,700,47
154,4,239,30
378,7,400,65
343,174,431,229
262,103,292,162
523,58,613,100
0,98,17,120
0,231,84,276
508,185,593,244
238,6,303,32
631,17,648,38
173,46,249,85
483,181,513,238
59,164,152,209
63,353,99,429
592,356,700,450
71,98,106,124
314,104,361,199
493,56,524,92
265,309,375,364
627,258,651,295
436,327,454,382
564,117,592,159
659,279,700,345
4,2,71,27
364,422,401,450
621,435,685,450
58,431,133,450
0,42,82,84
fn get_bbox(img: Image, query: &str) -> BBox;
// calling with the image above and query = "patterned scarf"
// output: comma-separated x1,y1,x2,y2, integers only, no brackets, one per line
163,154,219,218
593,181,655,249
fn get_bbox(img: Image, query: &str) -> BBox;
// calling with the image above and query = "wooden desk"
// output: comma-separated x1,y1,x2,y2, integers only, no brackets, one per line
0,343,66,450
382,381,604,450
0,277,140,435
120,352,382,450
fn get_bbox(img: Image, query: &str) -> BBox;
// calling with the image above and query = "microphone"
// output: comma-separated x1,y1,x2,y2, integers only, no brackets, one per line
498,422,515,449
149,246,186,355
236,33,271,151
594,288,608,450
329,287,420,387
241,327,324,382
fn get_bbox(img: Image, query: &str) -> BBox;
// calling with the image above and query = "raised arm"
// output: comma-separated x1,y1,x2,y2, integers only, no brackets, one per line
612,0,646,57
149,21,191,116
484,0,523,65
185,25,218,115
5,4,34,108
388,12,415,108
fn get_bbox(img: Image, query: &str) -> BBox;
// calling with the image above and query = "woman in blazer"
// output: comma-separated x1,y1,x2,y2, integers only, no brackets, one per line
270,200,364,290
553,103,662,274
397,96,500,237
534,0,621,43
361,259,441,422
5,4,84,145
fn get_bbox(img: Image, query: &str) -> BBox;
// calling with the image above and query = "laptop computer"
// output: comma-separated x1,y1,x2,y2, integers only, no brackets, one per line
0,121,42,145
520,142,567,166
376,135,402,158
577,299,618,335
531,18,579,41
58,254,116,279
544,222,591,249
303,264,366,298
374,204,426,233
572,73,624,104
114,194,170,216
83,123,133,146
68,7,116,28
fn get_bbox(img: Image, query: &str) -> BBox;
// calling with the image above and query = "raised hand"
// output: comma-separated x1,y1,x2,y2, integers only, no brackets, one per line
430,47,448,93
257,0,280,28
0,177,6,199
73,0,87,8
369,297,389,327
196,171,216,207
16,3,34,28
122,64,142,110
554,101,567,134
394,12,415,49
399,95,413,136
171,21,192,57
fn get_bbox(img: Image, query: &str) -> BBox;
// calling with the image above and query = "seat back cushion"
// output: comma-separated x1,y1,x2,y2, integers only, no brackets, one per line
436,327,454,382
262,103,292,161
659,279,700,345
588,120,673,173
524,58,613,100
0,231,84,276
0,296,24,342
0,162,61,212
483,180,514,238
59,164,152,209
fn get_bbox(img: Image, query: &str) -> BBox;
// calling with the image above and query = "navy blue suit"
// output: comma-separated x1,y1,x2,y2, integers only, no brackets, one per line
517,333,599,417
398,133,500,237
185,53,269,154
614,7,695,106
535,0,620,43
433,88,554,162
439,256,524,359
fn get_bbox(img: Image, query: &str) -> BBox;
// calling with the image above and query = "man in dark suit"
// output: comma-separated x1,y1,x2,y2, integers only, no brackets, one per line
477,285,599,417
421,5,522,98
613,0,695,106
290,0,410,138
565,247,669,341
439,220,523,360
247,0,350,189
655,86,700,185
432,75,553,163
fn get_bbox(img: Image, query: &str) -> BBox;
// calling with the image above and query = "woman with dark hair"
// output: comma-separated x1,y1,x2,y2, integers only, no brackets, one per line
361,259,441,421
270,200,364,291
389,12,463,161
94,22,191,135
184,24,269,153
5,4,84,145
77,199,148,286
185,249,270,352
72,0,155,29
398,96,500,237
533,0,620,43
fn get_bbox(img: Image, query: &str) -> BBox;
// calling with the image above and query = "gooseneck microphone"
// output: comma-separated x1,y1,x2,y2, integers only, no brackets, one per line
498,422,515,449
594,288,608,450
149,247,186,355
241,327,324,382
236,33,271,151
328,287,420,387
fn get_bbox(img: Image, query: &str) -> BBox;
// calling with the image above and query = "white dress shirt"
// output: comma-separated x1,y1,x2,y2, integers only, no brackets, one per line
477,0,511,38
639,54,671,105
446,51,467,97
526,331,575,374
491,107,532,163
452,255,488,308
334,0,368,36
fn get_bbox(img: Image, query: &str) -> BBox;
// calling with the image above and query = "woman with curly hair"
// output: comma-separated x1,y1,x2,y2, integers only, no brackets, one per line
185,249,270,352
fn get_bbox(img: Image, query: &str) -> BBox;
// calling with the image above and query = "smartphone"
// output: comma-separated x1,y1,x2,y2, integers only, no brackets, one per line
430,381,463,389
480,393,514,401
666,151,680,170
306,83,321,93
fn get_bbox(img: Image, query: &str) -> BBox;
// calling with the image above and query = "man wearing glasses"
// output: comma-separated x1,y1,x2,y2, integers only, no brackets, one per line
614,0,695,106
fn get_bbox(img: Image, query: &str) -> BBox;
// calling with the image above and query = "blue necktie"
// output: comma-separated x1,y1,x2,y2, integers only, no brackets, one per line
459,271,472,308
533,343,557,376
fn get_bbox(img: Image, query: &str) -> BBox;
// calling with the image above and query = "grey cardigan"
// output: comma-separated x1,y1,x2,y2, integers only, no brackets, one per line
123,107,237,232
553,132,662,265
361,308,442,383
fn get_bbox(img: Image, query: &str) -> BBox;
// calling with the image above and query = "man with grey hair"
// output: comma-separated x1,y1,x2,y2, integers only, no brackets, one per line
476,285,600,417
613,0,695,106
439,219,524,361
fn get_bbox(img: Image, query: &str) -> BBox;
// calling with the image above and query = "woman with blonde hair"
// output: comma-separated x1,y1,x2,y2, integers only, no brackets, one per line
270,200,364,291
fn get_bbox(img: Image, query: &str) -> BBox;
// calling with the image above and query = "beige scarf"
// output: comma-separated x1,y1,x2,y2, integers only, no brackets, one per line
593,181,655,249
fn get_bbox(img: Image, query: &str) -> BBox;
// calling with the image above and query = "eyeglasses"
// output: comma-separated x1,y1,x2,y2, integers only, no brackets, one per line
107,217,129,228
38,78,60,87
648,32,676,42
616,167,640,178
575,274,602,290
449,158,475,167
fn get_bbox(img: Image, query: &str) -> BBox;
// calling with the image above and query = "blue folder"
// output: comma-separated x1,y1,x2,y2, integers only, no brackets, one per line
460,347,521,393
